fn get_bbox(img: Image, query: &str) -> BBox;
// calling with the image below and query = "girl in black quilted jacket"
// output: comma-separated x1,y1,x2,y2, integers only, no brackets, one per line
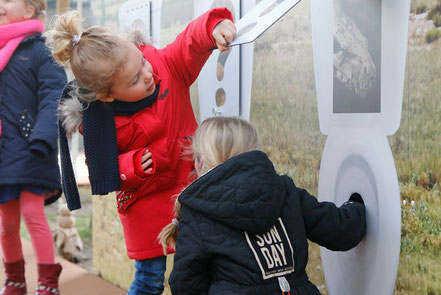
159,116,366,295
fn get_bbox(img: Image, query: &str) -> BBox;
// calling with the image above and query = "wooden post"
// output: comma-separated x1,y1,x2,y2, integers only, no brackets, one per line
77,0,83,17
56,0,70,14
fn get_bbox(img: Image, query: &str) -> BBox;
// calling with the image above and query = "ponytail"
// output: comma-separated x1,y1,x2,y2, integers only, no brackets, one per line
46,10,128,99
158,197,182,254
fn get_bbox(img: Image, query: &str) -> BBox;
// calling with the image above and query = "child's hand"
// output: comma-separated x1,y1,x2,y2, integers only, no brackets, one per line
213,19,236,52
141,149,153,173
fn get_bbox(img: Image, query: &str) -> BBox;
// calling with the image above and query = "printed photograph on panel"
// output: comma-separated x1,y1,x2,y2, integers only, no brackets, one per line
333,0,382,113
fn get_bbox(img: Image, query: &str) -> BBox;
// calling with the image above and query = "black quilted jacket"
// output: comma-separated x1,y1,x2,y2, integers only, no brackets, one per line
169,150,366,295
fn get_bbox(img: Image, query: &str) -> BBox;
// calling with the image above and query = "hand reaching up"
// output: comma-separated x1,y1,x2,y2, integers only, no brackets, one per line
213,19,237,52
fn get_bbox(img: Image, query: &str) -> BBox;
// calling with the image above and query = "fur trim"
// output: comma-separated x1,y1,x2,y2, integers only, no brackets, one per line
125,26,151,47
58,93,83,138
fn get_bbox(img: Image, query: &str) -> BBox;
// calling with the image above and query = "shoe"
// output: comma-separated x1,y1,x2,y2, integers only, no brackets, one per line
35,263,62,295
0,259,27,295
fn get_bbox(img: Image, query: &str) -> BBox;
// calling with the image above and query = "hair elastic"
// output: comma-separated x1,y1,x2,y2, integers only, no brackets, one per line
172,218,179,226
40,10,47,15
72,34,81,45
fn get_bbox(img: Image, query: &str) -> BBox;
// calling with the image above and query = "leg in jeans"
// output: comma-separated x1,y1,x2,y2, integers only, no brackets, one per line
0,200,23,262
127,256,167,295
20,191,55,264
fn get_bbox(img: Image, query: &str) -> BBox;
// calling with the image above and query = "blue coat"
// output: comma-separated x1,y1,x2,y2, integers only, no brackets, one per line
0,33,67,204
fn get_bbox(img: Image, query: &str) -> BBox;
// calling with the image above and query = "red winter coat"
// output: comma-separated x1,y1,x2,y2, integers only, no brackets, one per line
115,8,233,260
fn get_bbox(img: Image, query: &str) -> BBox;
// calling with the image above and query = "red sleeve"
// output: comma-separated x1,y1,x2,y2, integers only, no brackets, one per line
118,144,174,193
118,147,156,191
158,8,233,87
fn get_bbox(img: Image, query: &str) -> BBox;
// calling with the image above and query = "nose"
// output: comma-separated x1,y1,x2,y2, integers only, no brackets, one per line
143,69,153,83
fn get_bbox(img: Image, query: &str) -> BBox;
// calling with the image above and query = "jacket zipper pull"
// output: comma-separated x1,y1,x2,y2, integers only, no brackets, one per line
278,276,291,295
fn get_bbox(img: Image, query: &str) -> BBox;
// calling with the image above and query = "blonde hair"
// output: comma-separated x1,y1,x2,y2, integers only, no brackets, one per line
46,10,129,101
158,116,261,253
25,0,46,21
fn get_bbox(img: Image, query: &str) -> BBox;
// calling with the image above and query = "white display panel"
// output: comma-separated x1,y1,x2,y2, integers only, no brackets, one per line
229,0,301,46
311,0,411,135
311,1,411,294
318,129,401,295
195,0,255,121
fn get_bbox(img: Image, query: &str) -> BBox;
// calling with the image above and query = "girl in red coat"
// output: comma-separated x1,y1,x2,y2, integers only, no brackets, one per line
47,8,235,295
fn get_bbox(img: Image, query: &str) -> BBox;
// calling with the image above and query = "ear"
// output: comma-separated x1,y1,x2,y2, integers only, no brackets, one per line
195,156,205,177
23,4,36,20
96,93,115,103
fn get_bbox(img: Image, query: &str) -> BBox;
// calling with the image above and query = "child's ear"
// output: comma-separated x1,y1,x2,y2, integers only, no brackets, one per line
96,93,115,103
23,5,36,20
195,156,205,177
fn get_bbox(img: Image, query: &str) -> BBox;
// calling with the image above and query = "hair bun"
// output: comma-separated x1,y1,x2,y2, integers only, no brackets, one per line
46,10,83,66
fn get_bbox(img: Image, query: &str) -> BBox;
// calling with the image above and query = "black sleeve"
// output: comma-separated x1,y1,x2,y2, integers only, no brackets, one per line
299,188,367,251
169,207,210,295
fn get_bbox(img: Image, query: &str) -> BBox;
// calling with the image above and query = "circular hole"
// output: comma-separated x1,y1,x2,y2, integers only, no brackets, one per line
215,88,226,107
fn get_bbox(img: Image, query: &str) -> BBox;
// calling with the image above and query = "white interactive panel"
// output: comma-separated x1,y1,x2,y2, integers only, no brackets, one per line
195,0,255,121
229,0,301,46
118,0,162,48
311,0,411,294
311,0,410,136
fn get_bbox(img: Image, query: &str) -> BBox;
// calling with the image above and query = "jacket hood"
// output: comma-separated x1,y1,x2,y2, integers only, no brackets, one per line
179,150,288,234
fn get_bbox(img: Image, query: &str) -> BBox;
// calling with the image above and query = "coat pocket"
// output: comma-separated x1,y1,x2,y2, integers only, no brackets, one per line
19,109,35,141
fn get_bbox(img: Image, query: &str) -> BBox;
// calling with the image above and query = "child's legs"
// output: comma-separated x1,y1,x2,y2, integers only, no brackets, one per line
0,200,23,262
20,191,55,264
127,256,167,295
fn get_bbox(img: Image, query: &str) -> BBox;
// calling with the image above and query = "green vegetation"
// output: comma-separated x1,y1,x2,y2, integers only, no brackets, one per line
433,14,441,26
416,3,427,14
412,0,438,13
427,3,441,20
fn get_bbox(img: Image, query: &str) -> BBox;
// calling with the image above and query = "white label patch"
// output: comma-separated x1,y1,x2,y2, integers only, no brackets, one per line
245,218,295,279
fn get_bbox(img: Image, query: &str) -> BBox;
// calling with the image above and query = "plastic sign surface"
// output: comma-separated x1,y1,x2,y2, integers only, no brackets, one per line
229,0,301,46
318,129,401,295
311,0,411,136
195,0,255,121
311,0,411,294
